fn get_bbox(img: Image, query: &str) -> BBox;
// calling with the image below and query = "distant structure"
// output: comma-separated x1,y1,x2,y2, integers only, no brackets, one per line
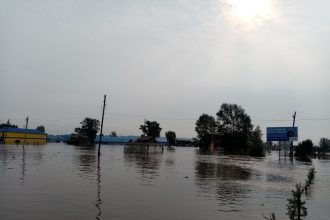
47,134,194,146
176,138,195,147
135,135,155,143
0,127,47,145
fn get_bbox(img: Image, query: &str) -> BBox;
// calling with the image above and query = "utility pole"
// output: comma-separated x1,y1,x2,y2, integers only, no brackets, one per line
98,95,106,157
292,111,296,127
289,111,296,158
23,116,29,149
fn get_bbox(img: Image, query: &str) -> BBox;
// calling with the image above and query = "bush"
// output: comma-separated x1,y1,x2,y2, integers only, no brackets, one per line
295,139,314,158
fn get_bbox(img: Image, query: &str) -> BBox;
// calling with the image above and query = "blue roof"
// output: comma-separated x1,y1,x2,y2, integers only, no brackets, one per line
0,127,46,134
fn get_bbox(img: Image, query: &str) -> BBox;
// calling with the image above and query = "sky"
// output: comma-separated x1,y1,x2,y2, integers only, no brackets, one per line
0,0,329,143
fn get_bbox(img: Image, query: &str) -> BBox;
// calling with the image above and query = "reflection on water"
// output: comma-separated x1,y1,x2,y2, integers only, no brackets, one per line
1,144,330,220
21,147,26,184
74,146,97,175
95,157,102,220
0,145,45,183
123,145,163,182
195,159,252,212
266,173,293,183
71,145,103,219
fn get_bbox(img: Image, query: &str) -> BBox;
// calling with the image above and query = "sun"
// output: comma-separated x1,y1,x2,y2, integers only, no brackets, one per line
225,0,276,28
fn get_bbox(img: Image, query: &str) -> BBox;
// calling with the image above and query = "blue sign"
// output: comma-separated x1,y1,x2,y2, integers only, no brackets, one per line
267,127,298,141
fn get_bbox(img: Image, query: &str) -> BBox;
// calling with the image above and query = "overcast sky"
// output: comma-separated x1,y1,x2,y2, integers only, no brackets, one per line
1,0,329,143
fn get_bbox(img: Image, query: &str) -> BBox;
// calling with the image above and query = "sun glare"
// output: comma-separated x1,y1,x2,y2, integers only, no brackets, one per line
225,0,276,28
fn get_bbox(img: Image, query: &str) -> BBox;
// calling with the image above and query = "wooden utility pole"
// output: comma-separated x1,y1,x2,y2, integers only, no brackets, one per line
292,111,296,127
22,116,29,148
98,95,106,157
289,111,296,158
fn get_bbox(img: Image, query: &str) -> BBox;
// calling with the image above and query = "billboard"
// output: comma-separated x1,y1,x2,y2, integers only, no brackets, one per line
267,127,298,141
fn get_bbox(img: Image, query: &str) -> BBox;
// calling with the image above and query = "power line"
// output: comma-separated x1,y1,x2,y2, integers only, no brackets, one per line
105,112,197,121
1,113,330,125
253,116,330,122
299,118,330,121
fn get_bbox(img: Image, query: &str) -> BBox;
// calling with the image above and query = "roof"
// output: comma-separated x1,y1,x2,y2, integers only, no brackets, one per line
0,127,46,134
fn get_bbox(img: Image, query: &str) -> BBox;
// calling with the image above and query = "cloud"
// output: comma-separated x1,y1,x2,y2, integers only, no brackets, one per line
0,0,329,141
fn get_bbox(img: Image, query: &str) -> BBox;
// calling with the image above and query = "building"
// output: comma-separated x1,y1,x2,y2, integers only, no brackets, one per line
0,127,47,145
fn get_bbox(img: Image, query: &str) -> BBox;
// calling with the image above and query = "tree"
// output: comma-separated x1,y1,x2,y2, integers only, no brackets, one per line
248,125,265,156
195,114,216,148
139,120,162,140
36,125,45,132
216,103,253,152
165,131,176,146
68,118,100,146
295,139,314,158
287,183,307,220
0,120,18,129
319,138,330,154
110,131,117,137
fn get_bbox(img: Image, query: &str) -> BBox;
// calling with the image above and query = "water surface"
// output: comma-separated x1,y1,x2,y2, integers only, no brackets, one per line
0,143,329,220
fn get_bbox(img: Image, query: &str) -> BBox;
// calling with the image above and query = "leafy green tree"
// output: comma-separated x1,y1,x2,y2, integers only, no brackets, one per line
195,114,216,148
36,125,45,132
248,125,265,156
216,103,253,152
139,120,162,139
295,139,314,158
68,118,100,145
165,131,176,146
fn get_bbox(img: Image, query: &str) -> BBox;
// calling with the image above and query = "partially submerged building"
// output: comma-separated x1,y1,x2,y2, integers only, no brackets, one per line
0,127,47,145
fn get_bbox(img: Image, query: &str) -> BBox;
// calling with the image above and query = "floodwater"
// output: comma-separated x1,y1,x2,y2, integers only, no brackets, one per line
0,144,329,220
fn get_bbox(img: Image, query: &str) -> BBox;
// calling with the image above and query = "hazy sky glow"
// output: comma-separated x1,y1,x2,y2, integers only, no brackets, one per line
1,0,329,142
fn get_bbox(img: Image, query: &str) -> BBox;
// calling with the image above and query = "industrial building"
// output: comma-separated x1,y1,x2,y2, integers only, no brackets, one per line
0,127,47,145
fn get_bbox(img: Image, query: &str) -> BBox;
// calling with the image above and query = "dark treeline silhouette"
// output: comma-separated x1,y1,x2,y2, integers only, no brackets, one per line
0,120,18,129
165,131,176,146
110,131,117,137
195,103,264,156
67,118,100,146
138,120,162,142
295,139,314,158
319,138,330,155
36,125,45,132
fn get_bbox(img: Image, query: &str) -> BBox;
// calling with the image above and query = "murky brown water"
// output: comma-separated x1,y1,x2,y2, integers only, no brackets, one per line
0,143,329,220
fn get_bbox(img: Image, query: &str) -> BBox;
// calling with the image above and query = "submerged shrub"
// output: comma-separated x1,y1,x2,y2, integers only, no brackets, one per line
262,212,276,220
287,183,307,220
304,167,316,193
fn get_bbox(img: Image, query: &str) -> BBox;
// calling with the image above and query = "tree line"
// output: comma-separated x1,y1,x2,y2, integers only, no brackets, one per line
195,103,264,156
67,117,177,146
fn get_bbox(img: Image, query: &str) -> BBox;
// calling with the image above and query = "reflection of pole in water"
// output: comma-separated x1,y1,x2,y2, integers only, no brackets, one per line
20,147,26,184
95,157,102,220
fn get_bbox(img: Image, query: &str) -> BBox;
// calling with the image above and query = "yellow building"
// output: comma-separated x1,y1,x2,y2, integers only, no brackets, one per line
0,127,47,145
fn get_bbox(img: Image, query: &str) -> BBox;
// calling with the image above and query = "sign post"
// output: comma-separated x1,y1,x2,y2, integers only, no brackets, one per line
267,127,298,158
267,127,298,142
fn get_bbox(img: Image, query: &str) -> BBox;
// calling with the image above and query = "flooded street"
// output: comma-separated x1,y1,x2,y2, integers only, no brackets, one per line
0,143,329,220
